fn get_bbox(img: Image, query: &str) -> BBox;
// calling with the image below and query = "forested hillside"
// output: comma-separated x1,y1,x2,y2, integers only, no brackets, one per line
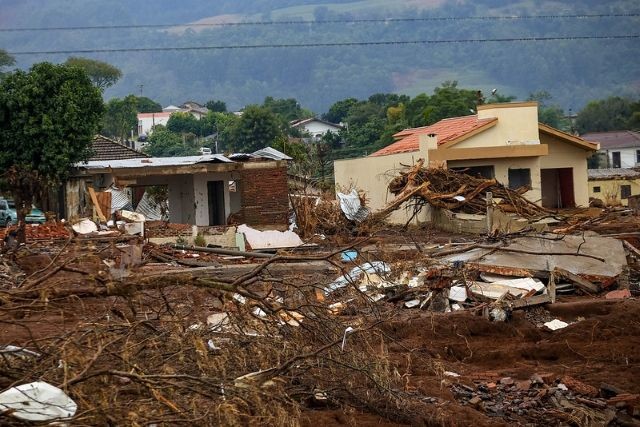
1,0,638,113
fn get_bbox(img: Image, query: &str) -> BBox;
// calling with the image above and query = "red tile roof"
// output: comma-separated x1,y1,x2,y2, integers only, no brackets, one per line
370,115,497,157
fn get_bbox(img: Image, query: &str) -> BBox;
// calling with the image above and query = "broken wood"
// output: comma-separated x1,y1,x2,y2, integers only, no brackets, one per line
508,294,552,309
552,267,600,294
87,187,107,222
171,244,274,259
622,240,640,258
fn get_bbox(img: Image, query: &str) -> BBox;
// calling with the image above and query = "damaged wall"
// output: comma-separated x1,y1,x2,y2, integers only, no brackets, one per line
539,133,590,207
334,152,429,225
233,165,289,227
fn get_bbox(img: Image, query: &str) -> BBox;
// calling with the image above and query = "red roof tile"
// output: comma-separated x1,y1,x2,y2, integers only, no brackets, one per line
370,115,497,157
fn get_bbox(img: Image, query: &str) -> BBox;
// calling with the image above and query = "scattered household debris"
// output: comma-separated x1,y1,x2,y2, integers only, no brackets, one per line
0,381,77,422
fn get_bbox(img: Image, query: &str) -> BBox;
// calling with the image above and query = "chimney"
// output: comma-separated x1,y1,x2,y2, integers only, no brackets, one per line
419,133,438,154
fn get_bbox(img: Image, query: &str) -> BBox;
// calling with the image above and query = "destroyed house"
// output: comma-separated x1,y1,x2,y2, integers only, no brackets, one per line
64,146,291,227
334,102,599,223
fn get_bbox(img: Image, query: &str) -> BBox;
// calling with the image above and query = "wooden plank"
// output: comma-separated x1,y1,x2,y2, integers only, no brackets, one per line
553,267,600,294
622,240,640,258
509,294,552,309
87,187,106,222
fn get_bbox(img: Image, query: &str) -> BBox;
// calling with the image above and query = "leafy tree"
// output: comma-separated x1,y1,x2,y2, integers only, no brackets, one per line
272,136,308,163
205,99,227,112
575,96,639,133
135,96,162,113
263,96,309,122
232,105,283,152
102,95,138,141
322,98,358,124
0,62,103,241
167,112,201,135
528,91,569,131
423,81,478,124
65,57,122,90
143,126,199,157
209,112,238,153
0,49,15,77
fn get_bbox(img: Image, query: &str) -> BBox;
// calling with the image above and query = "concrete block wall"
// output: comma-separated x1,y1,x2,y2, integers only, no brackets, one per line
235,166,289,227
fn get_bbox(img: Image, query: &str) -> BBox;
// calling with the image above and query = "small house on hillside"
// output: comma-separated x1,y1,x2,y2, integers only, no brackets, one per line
334,102,599,224
581,130,640,168
290,118,344,141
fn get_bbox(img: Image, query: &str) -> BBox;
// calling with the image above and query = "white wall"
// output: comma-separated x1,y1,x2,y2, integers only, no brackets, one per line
604,147,640,168
300,122,341,138
138,113,171,135
192,172,236,226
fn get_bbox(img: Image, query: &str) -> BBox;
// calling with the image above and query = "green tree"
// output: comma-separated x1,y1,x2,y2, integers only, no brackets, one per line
102,95,138,141
575,96,638,133
205,99,227,112
65,57,122,90
322,98,358,124
232,105,283,152
0,49,15,77
135,96,162,113
272,136,308,163
167,112,201,135
527,91,569,130
0,62,104,241
209,112,238,153
263,96,309,122
424,81,478,124
143,127,199,157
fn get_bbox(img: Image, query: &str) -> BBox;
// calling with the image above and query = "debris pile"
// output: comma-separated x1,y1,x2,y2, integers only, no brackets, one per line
381,160,550,219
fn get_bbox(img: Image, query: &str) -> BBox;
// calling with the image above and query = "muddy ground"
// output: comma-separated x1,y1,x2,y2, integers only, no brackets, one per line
0,229,638,426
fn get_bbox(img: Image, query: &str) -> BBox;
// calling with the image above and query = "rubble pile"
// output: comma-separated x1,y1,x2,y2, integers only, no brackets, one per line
383,160,551,219
0,211,638,425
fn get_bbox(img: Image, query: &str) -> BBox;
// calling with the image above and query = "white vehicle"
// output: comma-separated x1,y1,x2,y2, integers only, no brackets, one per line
199,147,212,155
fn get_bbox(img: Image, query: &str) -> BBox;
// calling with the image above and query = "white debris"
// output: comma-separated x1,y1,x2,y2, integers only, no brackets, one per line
453,195,466,202
237,224,303,249
207,312,230,332
557,383,569,391
0,381,77,422
326,262,391,294
232,294,247,305
341,326,355,351
490,307,508,322
336,189,370,222
443,371,460,378
448,285,468,302
71,218,97,235
404,299,421,308
252,307,267,318
544,319,569,330
451,303,463,311
0,345,40,358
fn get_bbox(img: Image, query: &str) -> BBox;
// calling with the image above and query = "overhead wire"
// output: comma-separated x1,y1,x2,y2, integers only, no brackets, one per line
7,35,640,56
0,13,638,32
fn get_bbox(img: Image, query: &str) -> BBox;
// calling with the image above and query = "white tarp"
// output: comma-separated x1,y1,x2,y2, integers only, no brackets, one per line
0,381,77,422
337,190,370,222
238,224,304,249
71,218,97,234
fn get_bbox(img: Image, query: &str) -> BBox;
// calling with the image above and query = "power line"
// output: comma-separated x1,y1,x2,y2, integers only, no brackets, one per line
7,35,639,56
1,13,639,32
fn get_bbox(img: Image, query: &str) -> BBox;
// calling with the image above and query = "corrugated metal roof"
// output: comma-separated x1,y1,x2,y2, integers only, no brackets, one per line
78,154,234,170
588,168,640,179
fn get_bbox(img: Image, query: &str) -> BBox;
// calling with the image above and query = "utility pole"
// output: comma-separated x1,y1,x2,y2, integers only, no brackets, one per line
138,84,144,97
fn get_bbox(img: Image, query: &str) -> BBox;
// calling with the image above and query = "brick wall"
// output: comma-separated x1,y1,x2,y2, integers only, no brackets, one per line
235,166,289,227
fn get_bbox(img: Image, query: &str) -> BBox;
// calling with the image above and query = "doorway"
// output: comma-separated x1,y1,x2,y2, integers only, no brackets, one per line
540,168,575,209
207,180,226,225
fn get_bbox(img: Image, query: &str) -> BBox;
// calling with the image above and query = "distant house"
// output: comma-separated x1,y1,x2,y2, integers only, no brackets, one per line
588,168,640,206
137,101,210,138
581,130,640,168
334,102,599,224
90,135,148,161
290,118,344,141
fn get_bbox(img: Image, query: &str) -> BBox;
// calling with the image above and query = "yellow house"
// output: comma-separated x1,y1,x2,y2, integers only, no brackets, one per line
588,168,640,206
334,102,599,224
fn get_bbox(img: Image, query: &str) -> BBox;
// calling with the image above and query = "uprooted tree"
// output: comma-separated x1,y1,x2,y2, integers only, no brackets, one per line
0,62,104,242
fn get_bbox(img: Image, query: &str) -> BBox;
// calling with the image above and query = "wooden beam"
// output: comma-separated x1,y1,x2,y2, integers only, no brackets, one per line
509,294,552,309
428,144,548,162
552,267,600,294
87,187,106,222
